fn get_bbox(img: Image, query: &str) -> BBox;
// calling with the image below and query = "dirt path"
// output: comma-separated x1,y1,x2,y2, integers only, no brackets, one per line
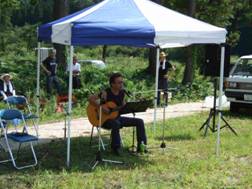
1,102,210,150
36,102,208,141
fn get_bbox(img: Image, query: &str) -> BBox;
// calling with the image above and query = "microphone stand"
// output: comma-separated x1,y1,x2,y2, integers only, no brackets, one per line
128,111,137,153
90,97,123,170
160,98,167,150
148,89,177,152
124,90,137,153
160,90,178,152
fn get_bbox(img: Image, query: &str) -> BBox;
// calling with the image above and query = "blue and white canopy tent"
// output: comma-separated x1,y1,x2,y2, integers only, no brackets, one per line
37,0,227,167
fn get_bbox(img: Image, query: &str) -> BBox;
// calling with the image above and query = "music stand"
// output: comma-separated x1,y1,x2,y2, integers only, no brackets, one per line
120,100,152,114
120,100,152,153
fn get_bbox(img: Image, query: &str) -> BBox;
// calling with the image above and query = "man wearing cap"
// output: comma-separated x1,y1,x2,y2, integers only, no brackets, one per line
41,49,61,98
0,73,16,100
157,51,175,105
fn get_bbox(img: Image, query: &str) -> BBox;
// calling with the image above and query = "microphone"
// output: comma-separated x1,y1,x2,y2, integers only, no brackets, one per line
123,89,132,97
98,87,106,97
98,90,106,104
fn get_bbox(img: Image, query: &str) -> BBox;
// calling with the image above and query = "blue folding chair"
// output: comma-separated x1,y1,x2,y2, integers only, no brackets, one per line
0,109,38,169
5,96,39,136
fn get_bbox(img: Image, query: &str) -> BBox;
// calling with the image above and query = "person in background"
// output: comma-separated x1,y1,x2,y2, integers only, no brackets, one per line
67,55,81,89
157,51,176,106
0,73,16,100
41,49,61,98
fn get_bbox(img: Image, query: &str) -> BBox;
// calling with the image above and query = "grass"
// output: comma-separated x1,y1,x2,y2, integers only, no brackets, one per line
0,111,252,189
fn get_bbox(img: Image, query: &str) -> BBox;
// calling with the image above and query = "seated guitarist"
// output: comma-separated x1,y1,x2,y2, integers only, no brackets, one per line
88,72,147,155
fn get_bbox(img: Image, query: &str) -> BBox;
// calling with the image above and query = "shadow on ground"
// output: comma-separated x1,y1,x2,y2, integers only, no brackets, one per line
0,135,152,174
155,133,195,141
222,109,252,118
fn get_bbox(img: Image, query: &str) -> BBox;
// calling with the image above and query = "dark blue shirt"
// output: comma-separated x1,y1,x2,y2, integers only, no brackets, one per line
106,88,125,106
43,57,58,76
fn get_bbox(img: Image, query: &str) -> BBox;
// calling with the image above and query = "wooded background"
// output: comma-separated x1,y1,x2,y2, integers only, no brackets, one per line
0,0,252,86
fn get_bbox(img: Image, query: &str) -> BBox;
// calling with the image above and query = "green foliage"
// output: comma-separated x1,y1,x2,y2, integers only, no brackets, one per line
0,0,20,51
174,76,212,102
10,0,102,26
168,62,212,103
69,0,103,12
75,46,148,60
195,0,252,47
196,0,233,27
1,24,37,52
0,50,37,94
0,49,214,121
0,0,20,28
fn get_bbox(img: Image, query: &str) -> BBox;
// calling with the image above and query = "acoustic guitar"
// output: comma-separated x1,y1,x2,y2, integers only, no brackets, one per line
87,101,122,126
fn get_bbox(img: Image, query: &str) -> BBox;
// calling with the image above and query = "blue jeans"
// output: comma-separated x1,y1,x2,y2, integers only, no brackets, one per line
102,116,147,149
46,75,61,95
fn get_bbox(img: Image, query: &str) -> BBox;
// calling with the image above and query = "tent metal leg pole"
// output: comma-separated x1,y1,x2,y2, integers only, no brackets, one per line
153,47,160,134
36,42,41,127
216,45,225,156
67,45,74,167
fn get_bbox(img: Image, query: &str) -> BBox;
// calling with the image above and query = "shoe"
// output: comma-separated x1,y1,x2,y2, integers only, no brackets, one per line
137,146,148,154
136,150,148,154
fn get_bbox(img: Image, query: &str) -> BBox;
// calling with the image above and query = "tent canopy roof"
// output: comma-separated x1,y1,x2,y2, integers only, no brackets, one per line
38,0,227,48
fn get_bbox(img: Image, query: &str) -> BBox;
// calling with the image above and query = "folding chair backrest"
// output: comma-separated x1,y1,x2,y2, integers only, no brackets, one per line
0,108,38,169
0,109,23,121
5,96,34,115
5,96,27,106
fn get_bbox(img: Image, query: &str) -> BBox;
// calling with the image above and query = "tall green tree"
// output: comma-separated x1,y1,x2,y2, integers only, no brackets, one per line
53,0,69,69
0,0,20,51
226,0,252,47
168,0,246,84
182,0,196,85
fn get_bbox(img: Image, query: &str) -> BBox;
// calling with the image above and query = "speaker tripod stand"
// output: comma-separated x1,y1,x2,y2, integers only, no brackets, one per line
199,78,237,136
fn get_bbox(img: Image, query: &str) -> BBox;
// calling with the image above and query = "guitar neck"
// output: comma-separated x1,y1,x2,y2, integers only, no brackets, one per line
110,105,124,112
